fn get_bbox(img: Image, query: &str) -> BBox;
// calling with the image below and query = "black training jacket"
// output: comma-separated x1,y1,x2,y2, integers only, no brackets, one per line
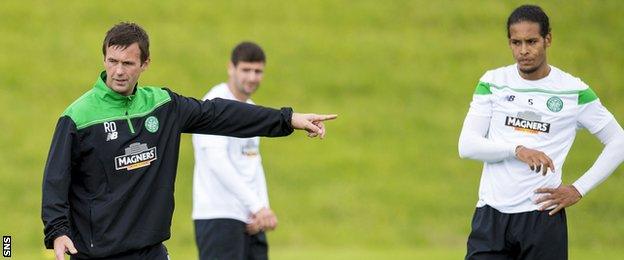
41,72,293,258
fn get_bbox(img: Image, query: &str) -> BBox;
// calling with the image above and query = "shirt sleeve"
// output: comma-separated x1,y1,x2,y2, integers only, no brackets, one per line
572,119,624,196
468,83,494,117
577,98,615,134
458,114,517,163
41,116,78,249
468,71,495,117
166,89,294,137
458,75,517,163
192,134,264,214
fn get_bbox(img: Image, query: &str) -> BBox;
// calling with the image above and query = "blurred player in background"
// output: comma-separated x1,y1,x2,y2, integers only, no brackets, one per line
192,42,275,260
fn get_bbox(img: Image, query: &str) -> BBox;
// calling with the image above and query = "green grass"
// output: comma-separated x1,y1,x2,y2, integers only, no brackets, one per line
1,0,623,259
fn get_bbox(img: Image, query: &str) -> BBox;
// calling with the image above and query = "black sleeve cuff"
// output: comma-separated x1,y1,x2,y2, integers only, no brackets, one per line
280,107,295,135
44,226,69,249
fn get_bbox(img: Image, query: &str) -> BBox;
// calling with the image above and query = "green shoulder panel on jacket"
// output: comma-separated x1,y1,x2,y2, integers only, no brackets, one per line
474,81,492,95
63,85,171,130
578,87,598,105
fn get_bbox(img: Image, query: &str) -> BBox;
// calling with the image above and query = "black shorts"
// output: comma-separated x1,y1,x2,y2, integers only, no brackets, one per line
194,218,268,260
70,243,168,260
466,205,567,260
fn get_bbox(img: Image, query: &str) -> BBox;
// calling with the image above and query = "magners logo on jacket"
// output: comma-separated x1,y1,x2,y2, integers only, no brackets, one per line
115,142,158,170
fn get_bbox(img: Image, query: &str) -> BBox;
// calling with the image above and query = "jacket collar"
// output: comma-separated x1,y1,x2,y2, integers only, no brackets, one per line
93,71,137,103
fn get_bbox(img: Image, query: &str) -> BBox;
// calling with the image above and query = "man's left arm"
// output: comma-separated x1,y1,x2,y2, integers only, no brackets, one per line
536,100,624,215
572,120,624,195
167,89,336,138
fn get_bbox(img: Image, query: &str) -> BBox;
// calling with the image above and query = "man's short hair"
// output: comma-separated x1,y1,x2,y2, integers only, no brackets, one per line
231,41,265,66
102,22,150,64
507,5,551,38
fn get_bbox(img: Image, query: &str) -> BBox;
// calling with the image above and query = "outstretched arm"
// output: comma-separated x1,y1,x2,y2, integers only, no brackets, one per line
170,90,337,138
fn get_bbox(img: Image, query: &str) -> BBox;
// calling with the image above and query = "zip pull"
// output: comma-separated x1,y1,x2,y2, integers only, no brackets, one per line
89,205,95,248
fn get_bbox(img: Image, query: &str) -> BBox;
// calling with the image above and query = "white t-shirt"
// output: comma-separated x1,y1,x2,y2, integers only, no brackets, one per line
467,64,614,213
192,83,269,222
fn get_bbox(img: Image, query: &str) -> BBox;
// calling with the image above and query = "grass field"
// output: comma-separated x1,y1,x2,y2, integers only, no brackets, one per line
1,1,623,259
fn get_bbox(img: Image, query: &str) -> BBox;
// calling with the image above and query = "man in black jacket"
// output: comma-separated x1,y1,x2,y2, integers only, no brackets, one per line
41,22,336,260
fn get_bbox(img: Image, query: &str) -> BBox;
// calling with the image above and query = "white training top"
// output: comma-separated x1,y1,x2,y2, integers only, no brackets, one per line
459,64,617,213
192,83,269,223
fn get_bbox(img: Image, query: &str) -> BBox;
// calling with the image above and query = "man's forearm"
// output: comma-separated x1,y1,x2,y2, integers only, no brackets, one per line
171,90,294,137
573,120,624,196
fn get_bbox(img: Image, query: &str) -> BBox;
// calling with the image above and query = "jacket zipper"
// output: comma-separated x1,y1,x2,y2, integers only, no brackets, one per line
126,111,135,134
125,97,135,134
89,205,94,248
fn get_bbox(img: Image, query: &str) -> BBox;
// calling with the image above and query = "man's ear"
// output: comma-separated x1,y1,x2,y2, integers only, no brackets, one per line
227,62,235,77
141,58,151,71
544,33,552,48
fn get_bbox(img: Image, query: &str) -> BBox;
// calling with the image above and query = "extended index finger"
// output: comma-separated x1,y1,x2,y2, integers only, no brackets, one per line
312,114,338,122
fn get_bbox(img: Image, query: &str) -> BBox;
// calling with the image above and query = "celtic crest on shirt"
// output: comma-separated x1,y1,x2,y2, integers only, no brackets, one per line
546,97,563,112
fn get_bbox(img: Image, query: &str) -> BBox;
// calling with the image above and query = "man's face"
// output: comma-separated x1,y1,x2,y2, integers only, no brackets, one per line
104,42,149,96
228,61,265,98
509,21,551,75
